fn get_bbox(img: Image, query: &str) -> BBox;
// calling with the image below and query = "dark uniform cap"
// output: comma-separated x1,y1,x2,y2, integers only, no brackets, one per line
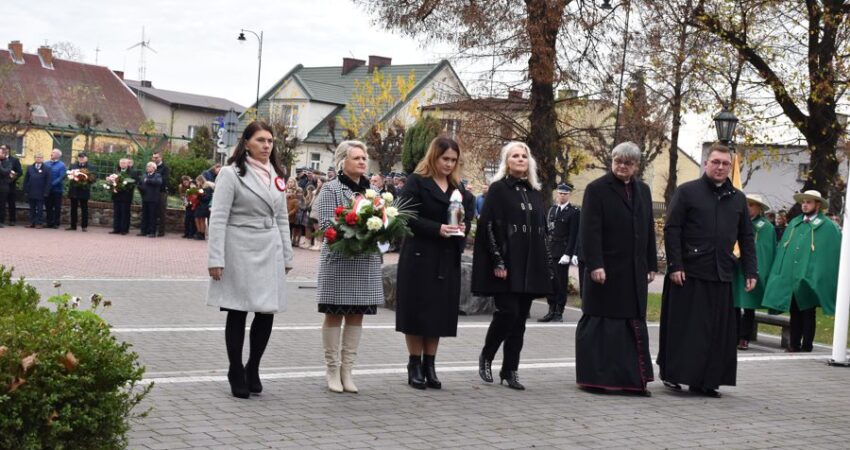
557,183,573,193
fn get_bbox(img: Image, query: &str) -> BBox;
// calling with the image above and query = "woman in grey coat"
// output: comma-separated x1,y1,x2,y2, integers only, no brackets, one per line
315,140,383,394
207,121,294,399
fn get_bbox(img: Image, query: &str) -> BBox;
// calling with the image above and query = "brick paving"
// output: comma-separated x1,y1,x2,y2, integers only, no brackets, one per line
8,226,850,449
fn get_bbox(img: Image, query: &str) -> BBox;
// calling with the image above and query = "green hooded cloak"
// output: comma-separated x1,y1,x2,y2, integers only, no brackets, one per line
762,212,842,315
732,215,776,309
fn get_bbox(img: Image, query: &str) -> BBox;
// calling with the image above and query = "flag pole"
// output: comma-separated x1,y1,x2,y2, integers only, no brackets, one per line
829,185,850,366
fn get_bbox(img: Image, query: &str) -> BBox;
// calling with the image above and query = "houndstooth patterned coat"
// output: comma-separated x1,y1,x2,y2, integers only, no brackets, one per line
315,177,384,306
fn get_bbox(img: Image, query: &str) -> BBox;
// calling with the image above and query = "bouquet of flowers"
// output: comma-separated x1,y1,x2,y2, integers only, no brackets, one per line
185,186,204,209
323,189,414,257
67,168,95,188
102,172,136,193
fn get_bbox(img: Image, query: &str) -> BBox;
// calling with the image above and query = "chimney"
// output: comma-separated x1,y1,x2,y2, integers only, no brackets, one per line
37,46,54,69
113,70,124,80
368,55,391,73
507,90,523,100
141,80,153,88
557,88,578,100
342,57,365,75
8,40,24,64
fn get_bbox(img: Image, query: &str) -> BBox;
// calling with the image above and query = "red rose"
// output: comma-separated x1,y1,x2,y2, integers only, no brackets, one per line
345,211,359,225
324,228,338,243
335,206,345,216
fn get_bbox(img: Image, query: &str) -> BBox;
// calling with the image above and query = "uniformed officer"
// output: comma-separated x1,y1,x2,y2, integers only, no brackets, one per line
539,183,580,322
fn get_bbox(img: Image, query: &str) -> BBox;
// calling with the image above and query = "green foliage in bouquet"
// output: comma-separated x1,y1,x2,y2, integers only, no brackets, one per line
324,190,415,258
0,267,151,450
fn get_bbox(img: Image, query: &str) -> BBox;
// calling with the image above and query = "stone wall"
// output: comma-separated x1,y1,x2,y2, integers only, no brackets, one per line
13,199,187,233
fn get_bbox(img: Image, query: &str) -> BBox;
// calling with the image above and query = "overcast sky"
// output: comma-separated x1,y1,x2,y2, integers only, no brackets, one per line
5,0,717,160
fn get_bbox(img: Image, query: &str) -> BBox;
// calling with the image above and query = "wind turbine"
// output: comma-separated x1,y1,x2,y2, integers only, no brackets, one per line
127,27,156,81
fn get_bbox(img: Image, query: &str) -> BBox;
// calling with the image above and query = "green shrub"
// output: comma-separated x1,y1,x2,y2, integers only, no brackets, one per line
0,267,151,450
401,116,441,173
164,155,212,194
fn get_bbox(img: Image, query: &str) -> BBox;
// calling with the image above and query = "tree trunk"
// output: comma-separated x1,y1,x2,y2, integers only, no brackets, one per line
525,0,566,206
664,85,683,204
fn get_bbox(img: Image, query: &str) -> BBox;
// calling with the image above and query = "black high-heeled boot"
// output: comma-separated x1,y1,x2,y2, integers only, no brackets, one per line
228,365,250,399
478,352,493,383
246,313,274,394
422,354,441,389
499,370,525,390
245,360,262,394
407,355,426,389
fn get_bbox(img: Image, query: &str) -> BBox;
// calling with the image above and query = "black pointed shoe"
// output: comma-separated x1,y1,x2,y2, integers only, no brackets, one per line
537,306,556,322
499,370,525,390
423,355,441,389
245,360,262,394
227,365,250,399
478,352,493,383
407,357,426,390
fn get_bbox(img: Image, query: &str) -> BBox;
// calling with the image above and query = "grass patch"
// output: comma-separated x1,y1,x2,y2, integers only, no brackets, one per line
570,292,848,347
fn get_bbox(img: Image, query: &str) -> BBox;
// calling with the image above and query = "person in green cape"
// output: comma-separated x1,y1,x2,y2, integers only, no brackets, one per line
762,190,842,352
733,194,776,350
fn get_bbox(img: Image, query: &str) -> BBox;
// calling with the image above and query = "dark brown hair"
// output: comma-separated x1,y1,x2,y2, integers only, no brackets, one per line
414,136,461,187
227,120,285,178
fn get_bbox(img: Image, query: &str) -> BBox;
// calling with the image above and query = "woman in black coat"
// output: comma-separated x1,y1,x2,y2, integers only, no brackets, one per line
472,141,552,390
575,142,657,396
396,137,471,390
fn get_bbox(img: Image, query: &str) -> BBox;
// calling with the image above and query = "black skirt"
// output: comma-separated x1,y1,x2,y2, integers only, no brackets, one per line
657,277,737,389
318,304,377,315
575,315,654,391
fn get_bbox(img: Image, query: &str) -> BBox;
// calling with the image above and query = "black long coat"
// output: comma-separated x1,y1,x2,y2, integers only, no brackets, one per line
579,172,657,318
68,162,94,200
471,176,552,297
396,174,471,336
664,175,756,281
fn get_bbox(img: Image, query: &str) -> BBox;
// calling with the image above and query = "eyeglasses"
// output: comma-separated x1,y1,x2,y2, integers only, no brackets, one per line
613,158,636,167
708,159,732,167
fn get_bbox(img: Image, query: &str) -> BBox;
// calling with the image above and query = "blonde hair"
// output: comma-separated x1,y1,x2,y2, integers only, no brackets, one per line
334,140,368,172
491,141,542,190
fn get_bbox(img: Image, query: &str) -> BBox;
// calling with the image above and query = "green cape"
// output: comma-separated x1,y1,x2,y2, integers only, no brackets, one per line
762,212,842,315
732,216,776,309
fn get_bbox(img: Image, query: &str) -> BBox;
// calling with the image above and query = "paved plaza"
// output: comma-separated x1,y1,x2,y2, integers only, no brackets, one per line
5,226,850,449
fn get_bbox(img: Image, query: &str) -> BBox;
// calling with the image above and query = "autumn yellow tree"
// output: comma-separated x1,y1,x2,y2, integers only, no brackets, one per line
337,69,418,173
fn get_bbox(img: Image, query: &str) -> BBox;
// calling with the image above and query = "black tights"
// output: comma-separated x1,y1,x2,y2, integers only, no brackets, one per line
482,293,535,372
225,311,274,369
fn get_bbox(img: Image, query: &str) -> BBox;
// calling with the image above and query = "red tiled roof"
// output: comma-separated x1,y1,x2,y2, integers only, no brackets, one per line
0,50,146,131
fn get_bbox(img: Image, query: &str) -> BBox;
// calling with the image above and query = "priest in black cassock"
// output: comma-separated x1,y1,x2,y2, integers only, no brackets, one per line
575,142,657,396
657,143,757,398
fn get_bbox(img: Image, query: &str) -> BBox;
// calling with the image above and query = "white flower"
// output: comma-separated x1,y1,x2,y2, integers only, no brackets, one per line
381,192,394,202
365,189,377,199
102,184,109,189
122,180,130,185
386,207,399,218
198,189,204,194
366,216,383,231
70,297,81,309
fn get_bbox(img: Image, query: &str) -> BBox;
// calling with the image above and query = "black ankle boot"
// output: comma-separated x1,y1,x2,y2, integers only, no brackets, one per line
246,360,262,394
478,352,493,383
228,365,250,399
422,354,441,389
537,305,555,322
407,355,426,389
499,370,525,390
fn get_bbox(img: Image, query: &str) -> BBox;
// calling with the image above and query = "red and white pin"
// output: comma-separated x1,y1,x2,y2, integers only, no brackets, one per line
274,177,287,192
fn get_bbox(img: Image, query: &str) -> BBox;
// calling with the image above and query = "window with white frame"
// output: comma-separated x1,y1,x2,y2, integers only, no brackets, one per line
441,119,461,138
309,152,321,171
187,125,201,139
270,103,299,136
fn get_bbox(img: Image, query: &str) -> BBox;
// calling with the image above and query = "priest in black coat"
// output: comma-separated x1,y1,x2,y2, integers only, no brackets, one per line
657,143,757,398
575,142,657,396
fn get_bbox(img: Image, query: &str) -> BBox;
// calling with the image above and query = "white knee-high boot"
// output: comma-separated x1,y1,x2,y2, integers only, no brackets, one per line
340,325,362,393
322,325,343,393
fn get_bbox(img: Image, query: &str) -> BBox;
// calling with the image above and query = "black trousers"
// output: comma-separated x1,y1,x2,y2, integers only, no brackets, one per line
69,198,89,229
141,201,159,235
789,297,816,352
224,311,275,368
45,192,63,227
482,293,535,372
546,261,569,309
113,200,131,233
157,192,167,235
737,308,755,341
184,208,197,237
3,189,15,223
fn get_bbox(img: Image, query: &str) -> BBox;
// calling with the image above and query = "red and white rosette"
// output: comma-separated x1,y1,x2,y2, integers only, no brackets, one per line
274,177,286,192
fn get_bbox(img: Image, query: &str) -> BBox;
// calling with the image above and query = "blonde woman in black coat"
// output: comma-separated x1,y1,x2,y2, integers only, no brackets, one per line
471,141,552,390
396,137,471,389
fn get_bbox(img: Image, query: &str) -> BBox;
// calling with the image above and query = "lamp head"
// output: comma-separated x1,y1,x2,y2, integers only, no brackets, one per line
600,0,613,10
713,109,739,144
237,32,247,41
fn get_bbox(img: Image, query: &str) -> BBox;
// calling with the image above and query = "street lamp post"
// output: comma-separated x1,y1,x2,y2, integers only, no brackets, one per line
238,29,264,111
601,0,631,149
713,109,739,145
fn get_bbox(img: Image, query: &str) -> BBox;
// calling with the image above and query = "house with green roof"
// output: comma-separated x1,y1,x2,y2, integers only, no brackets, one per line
241,55,468,174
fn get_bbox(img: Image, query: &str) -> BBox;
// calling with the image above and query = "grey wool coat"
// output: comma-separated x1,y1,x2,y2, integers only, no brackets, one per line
315,177,384,306
206,164,294,313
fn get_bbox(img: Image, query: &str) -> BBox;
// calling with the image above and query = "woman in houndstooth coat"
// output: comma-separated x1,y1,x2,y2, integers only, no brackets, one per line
315,140,383,394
